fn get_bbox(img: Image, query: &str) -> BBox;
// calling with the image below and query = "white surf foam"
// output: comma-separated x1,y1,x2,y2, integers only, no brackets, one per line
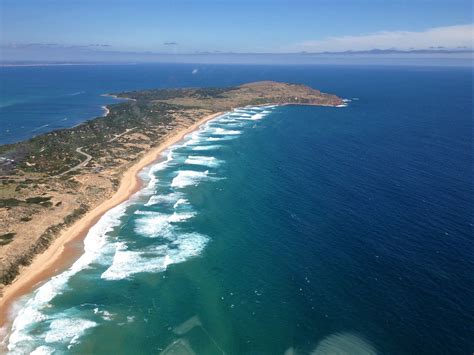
233,109,255,114
173,198,189,209
144,192,183,206
212,128,242,135
134,211,195,238
214,116,240,122
134,213,174,238
191,145,222,151
93,308,114,321
233,112,267,121
222,122,246,128
183,131,207,146
101,247,161,280
184,156,221,167
168,211,195,222
336,99,351,108
30,346,54,355
207,136,236,142
171,170,210,188
250,113,267,120
44,318,97,347
100,232,208,280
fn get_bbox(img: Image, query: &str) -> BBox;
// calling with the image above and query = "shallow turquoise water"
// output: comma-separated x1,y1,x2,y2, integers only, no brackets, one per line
2,66,473,354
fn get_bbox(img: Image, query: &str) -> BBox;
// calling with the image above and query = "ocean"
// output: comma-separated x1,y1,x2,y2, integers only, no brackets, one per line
1,64,473,354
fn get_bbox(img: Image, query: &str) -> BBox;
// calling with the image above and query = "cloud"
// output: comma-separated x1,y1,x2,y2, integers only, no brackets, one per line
300,48,473,55
1,43,111,49
163,42,178,46
293,24,474,52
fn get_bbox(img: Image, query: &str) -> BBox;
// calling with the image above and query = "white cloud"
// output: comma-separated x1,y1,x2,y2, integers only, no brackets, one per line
293,24,474,52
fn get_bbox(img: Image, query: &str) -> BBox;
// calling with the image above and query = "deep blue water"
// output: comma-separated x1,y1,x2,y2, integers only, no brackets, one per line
1,65,473,354
1,64,470,144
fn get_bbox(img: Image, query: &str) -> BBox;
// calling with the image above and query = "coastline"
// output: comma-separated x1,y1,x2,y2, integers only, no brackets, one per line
101,105,110,117
101,93,137,102
0,110,223,332
0,80,343,347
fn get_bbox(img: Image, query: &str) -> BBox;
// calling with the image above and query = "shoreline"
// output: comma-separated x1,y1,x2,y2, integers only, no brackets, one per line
0,110,223,334
101,105,110,117
101,93,137,102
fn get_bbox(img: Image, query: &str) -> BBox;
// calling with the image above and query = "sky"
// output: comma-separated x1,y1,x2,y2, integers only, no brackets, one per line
0,0,473,64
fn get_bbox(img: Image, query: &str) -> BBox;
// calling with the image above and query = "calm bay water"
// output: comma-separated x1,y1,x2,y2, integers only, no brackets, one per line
1,65,473,354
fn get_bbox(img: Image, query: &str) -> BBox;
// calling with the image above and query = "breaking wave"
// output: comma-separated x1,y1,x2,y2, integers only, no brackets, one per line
184,156,221,167
211,128,242,135
100,232,208,281
134,210,196,238
171,170,210,188
191,144,222,151
144,192,183,206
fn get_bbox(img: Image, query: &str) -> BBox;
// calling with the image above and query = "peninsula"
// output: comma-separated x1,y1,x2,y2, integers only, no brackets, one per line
0,81,342,319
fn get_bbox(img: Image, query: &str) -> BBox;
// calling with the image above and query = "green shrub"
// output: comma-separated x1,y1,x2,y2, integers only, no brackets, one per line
0,233,15,246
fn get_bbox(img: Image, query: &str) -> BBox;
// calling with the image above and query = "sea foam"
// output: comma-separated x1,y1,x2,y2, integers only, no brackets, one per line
44,318,97,346
191,145,222,151
173,198,190,209
134,211,195,238
206,136,236,142
30,346,54,355
144,192,183,206
211,128,242,135
100,233,208,280
184,156,221,167
171,170,210,188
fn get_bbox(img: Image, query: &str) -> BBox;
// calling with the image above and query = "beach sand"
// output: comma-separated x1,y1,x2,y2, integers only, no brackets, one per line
0,111,223,333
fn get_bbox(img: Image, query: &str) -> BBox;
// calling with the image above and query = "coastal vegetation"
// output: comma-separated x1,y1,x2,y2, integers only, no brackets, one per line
0,233,15,246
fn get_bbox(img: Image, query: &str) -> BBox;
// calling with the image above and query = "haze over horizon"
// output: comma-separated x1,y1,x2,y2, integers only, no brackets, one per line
1,0,473,65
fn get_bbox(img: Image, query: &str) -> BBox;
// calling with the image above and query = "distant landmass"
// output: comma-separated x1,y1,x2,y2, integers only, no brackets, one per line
1,47,472,68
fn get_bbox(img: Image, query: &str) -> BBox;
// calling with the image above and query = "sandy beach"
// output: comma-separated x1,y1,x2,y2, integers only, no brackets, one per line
0,111,223,332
